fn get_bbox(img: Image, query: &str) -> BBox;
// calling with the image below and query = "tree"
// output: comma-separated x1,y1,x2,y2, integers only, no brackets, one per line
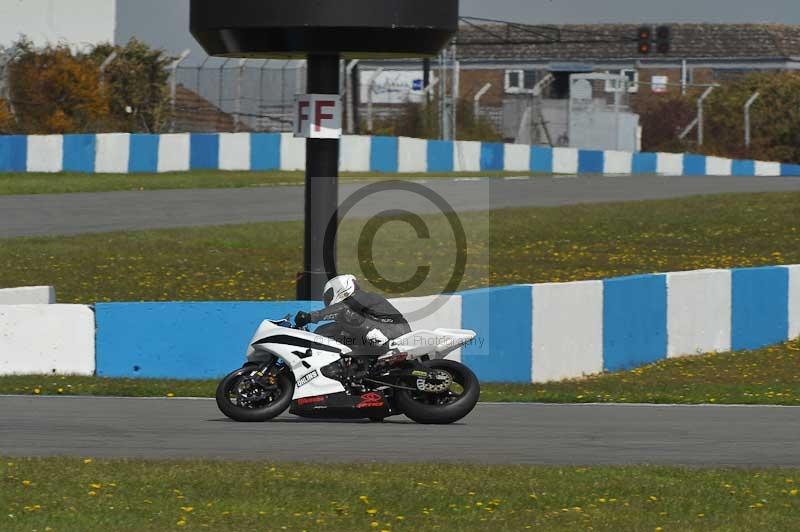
90,39,173,133
8,39,110,134
0,98,14,133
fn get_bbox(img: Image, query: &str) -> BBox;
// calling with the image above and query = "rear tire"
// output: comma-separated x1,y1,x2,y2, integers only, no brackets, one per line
216,365,294,422
396,359,480,424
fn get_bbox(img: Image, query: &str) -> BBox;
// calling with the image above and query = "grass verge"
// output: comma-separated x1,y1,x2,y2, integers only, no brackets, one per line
1,192,798,303
0,170,531,195
2,458,799,531
3,337,798,405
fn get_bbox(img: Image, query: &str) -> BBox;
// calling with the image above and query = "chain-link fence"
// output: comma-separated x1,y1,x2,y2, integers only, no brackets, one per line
173,59,306,133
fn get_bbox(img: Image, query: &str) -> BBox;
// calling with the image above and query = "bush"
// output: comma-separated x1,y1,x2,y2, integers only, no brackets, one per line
635,72,800,163
8,40,110,134
633,92,695,153
368,97,502,141
89,39,173,133
703,72,800,163
4,38,172,134
0,98,14,133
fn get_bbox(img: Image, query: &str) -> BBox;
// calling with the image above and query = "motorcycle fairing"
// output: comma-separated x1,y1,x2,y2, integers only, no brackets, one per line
289,390,393,419
247,319,350,399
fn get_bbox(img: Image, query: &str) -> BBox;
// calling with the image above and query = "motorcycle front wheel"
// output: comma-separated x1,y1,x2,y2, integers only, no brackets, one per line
215,365,294,422
395,359,480,424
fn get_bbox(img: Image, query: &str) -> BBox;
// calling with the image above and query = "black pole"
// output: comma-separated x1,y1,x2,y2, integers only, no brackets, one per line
351,63,361,135
298,54,341,301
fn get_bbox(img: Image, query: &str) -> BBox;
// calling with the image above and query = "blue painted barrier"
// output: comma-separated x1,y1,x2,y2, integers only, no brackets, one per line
731,267,789,351
128,134,159,173
603,274,668,371
2,132,798,176
95,301,319,379
190,133,220,170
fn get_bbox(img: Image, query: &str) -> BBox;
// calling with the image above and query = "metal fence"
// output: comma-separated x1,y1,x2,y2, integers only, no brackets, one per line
173,58,306,132
0,46,768,154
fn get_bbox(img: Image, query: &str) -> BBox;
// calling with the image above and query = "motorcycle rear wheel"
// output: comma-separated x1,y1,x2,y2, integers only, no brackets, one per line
216,365,294,422
396,359,480,424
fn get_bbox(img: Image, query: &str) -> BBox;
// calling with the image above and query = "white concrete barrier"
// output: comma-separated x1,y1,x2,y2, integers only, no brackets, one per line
787,265,800,340
552,147,579,174
279,133,305,171
389,295,463,361
0,286,55,304
503,144,530,172
157,133,190,173
0,305,95,375
706,156,733,176
755,161,782,176
397,137,427,173
339,135,371,172
27,135,63,173
657,152,684,176
453,141,481,172
604,150,633,174
218,133,251,171
667,269,732,357
531,281,604,382
95,133,130,173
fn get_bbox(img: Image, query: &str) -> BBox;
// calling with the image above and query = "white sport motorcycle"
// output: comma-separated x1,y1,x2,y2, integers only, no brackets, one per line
216,316,480,424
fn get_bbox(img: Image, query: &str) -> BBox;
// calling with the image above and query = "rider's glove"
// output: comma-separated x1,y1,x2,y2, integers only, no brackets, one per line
295,311,312,327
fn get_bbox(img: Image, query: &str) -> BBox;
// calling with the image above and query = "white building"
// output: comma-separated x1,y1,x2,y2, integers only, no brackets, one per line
0,0,117,50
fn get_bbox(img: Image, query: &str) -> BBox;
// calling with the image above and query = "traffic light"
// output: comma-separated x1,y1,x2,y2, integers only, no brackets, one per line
656,25,671,54
637,26,652,55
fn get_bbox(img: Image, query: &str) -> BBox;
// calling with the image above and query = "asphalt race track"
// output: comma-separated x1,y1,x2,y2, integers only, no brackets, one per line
2,396,799,466
2,175,800,238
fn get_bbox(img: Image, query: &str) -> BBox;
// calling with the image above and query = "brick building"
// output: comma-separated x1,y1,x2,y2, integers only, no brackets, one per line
361,24,800,143
456,23,800,106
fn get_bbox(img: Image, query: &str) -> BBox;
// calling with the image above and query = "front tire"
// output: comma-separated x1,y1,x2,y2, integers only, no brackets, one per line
396,359,480,424
216,365,294,422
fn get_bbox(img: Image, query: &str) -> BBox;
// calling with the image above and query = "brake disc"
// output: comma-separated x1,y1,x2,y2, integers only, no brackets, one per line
415,370,453,393
236,378,268,404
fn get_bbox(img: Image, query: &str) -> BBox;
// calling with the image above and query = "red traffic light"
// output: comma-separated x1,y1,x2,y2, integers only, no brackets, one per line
637,26,652,55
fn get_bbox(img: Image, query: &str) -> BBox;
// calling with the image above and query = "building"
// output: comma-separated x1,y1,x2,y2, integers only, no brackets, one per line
457,23,800,101
453,23,800,144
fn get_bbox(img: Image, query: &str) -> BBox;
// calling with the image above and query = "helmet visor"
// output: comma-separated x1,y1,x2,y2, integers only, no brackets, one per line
323,288,334,307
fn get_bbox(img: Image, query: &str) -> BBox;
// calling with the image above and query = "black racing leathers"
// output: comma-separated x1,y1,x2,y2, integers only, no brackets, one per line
308,290,411,348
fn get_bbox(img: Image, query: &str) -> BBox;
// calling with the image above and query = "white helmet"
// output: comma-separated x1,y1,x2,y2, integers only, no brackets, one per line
323,274,358,306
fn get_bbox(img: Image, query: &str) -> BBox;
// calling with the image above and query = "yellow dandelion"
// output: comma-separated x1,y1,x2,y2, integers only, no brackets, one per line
366,508,378,515
21,480,31,486
83,459,93,464
181,506,194,513
88,491,97,496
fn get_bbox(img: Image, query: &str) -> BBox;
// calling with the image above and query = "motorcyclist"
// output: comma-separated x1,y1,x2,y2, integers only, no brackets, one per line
295,274,411,350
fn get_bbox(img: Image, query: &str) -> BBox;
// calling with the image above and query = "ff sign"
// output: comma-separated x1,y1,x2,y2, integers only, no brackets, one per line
294,94,342,139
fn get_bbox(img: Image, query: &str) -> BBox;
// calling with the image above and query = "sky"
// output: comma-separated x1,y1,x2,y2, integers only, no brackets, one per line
460,0,800,25
115,0,800,61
